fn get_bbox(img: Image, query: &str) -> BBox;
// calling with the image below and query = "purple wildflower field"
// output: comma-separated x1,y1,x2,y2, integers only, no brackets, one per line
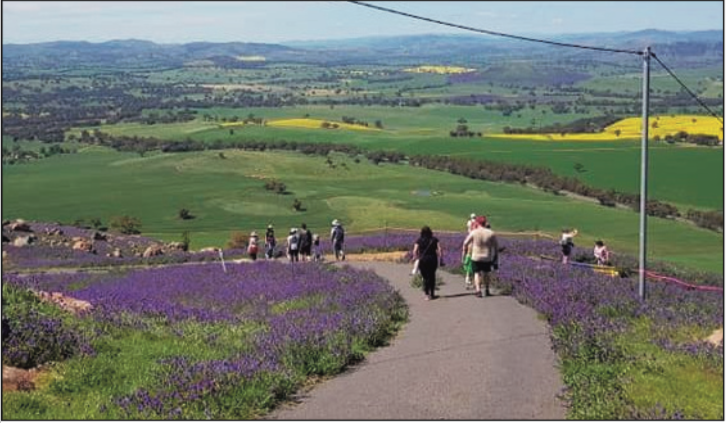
2,221,243,269
3,261,406,419
2,224,722,419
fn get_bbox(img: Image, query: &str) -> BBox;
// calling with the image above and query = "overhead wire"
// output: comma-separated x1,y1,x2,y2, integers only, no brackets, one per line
650,52,724,124
347,1,643,56
347,1,724,124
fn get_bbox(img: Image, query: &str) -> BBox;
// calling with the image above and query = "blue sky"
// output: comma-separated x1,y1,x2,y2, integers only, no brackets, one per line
2,1,723,44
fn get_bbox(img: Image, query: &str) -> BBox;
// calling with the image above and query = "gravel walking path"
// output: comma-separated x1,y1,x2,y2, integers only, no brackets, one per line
269,261,566,420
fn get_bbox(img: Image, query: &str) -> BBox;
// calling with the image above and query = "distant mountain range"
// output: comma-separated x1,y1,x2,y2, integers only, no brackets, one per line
2,30,722,71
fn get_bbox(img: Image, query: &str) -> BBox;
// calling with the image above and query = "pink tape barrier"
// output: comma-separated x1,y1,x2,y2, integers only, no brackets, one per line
644,270,723,292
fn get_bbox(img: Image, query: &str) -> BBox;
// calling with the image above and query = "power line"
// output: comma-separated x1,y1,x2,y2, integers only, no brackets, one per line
650,52,724,124
347,1,723,125
347,1,643,56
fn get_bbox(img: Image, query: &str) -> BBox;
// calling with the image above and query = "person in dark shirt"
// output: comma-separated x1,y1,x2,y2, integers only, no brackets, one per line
412,225,444,300
299,223,313,262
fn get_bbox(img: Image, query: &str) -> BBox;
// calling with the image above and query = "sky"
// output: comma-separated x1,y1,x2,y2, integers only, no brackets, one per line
2,1,724,45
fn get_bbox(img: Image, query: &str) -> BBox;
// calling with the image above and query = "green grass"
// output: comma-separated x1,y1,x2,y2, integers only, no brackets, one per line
74,105,723,211
1,316,267,420
1,148,722,272
616,318,723,420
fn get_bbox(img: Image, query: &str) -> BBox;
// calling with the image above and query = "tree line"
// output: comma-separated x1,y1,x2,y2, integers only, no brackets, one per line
76,131,722,232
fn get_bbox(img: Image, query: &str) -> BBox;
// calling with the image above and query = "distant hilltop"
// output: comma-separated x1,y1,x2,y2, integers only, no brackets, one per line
2,30,722,69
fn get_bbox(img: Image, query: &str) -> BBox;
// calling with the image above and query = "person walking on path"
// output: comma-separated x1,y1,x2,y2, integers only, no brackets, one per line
593,239,609,266
287,228,300,262
462,216,499,298
312,234,322,262
247,231,260,261
265,224,276,259
412,225,444,301
331,219,346,261
299,223,313,262
560,228,578,265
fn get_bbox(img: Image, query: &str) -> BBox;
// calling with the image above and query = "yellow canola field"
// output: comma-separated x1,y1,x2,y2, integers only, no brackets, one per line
403,65,476,74
490,115,723,142
266,118,380,131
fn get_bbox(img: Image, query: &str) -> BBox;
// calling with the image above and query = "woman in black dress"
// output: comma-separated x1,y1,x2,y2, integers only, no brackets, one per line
412,226,444,300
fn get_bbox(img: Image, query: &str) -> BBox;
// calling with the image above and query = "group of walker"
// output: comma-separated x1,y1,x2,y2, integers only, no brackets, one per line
411,213,612,302
245,219,346,263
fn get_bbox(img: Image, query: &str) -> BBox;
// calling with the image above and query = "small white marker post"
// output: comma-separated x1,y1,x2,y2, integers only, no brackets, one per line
218,249,227,273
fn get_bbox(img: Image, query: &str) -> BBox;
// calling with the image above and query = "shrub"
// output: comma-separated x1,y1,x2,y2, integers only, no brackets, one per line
109,215,142,235
178,208,194,220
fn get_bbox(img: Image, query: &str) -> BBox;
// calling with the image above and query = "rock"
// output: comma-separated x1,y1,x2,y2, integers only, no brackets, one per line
45,228,64,236
166,242,186,251
2,220,10,227
13,235,35,247
200,247,220,253
2,234,9,243
2,251,7,260
112,248,122,258
92,231,107,241
143,245,164,258
706,328,723,346
35,290,92,314
72,240,94,253
2,365,40,393
9,220,32,232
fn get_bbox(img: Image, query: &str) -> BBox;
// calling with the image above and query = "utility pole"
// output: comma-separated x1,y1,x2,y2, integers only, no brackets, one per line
638,46,651,301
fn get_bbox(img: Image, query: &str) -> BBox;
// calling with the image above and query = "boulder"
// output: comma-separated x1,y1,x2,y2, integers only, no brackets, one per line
166,242,186,251
9,220,31,232
72,240,94,253
92,231,107,241
143,245,164,258
2,251,7,260
13,235,35,247
112,248,123,258
2,365,39,393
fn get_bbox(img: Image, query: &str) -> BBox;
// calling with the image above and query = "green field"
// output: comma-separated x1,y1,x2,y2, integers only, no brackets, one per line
2,148,721,272
75,104,723,211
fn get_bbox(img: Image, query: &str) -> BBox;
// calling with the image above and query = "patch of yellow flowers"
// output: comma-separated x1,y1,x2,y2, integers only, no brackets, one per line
267,119,379,131
491,115,723,142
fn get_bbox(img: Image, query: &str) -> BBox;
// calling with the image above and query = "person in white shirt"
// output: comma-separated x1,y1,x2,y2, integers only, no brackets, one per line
593,240,609,266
